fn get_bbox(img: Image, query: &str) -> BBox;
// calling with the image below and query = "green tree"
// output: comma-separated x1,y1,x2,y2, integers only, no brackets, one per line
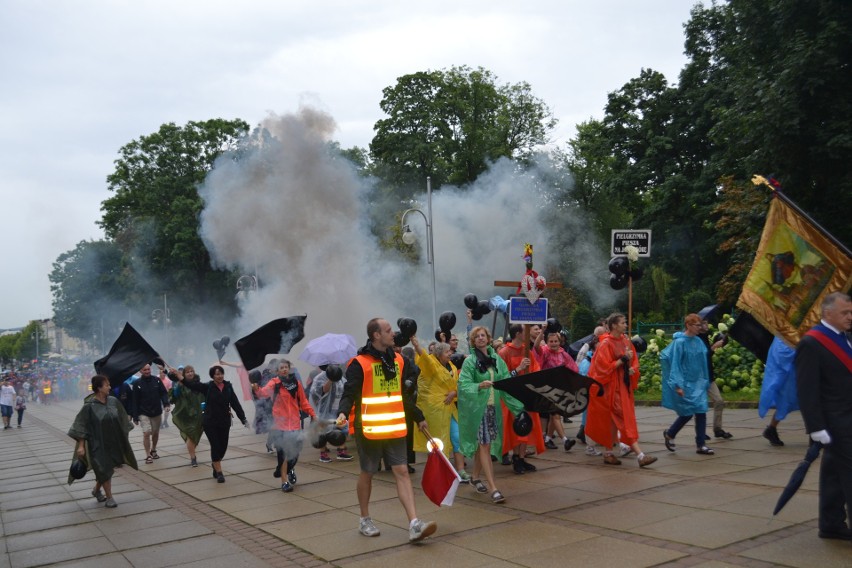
98,119,250,321
370,66,556,192
49,240,127,343
17,321,50,364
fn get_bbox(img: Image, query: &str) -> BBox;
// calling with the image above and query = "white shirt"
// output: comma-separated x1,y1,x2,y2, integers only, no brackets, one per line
0,384,15,406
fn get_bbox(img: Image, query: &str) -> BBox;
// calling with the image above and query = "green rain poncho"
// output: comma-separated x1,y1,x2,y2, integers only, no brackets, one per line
67,395,137,484
169,380,205,445
457,346,524,459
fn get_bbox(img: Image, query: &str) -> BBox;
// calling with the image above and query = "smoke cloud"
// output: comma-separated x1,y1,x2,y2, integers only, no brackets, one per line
197,106,615,368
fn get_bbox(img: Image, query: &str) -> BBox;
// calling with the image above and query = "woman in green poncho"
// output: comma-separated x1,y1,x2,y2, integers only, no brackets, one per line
68,375,137,508
458,325,524,504
168,365,205,467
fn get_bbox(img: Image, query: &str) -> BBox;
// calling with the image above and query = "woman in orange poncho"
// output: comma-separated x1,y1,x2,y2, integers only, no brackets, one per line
498,324,545,474
586,313,657,468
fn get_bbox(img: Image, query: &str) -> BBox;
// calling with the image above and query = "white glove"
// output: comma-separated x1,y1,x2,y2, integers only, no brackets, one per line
810,429,831,444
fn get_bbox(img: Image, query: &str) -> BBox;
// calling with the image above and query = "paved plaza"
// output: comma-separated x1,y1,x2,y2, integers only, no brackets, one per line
1,400,849,568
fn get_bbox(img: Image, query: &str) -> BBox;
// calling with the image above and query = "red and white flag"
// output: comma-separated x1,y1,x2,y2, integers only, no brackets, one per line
421,445,461,507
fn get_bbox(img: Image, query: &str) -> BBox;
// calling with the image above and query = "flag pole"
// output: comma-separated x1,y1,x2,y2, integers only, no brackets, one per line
752,175,852,258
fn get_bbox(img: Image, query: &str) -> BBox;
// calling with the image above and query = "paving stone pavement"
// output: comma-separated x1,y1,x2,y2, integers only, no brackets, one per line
1,400,849,568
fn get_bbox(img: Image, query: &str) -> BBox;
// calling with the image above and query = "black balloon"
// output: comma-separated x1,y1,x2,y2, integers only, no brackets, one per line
608,256,629,276
212,340,221,350
393,330,408,348
477,300,492,316
630,266,643,281
69,459,87,480
610,273,628,290
545,317,562,333
325,428,347,447
221,336,230,347
311,432,328,449
631,336,648,354
398,318,417,338
513,411,533,436
471,310,483,321
326,364,343,382
463,293,479,310
435,329,445,342
439,311,456,333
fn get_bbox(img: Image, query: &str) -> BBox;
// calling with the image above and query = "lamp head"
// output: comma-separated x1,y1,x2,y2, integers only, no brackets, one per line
401,225,416,245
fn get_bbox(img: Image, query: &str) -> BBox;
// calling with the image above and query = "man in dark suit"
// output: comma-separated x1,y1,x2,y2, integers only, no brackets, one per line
795,291,852,541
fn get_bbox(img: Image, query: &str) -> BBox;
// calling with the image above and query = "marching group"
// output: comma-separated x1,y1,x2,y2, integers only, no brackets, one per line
63,291,852,543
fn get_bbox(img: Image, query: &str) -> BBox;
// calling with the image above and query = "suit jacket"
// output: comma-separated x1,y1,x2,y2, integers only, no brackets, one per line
795,330,852,438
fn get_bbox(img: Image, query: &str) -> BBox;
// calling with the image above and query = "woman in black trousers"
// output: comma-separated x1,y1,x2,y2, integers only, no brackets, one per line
176,365,247,482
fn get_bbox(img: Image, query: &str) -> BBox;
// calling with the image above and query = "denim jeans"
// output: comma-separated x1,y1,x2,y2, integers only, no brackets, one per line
665,412,707,448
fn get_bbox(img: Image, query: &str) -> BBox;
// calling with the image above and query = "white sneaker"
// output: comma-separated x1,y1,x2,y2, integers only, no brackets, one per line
409,519,437,542
359,517,380,537
619,443,634,457
585,445,602,456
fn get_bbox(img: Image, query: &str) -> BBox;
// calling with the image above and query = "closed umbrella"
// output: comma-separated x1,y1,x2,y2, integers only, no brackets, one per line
299,333,357,366
773,441,822,516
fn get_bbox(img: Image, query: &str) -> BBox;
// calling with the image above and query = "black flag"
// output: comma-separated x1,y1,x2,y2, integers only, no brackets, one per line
94,323,161,388
729,312,775,363
492,365,602,418
235,316,307,371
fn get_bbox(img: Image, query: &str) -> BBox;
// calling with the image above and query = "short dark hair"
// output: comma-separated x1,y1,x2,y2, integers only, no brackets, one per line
367,318,383,341
508,324,523,340
209,365,225,378
91,375,109,391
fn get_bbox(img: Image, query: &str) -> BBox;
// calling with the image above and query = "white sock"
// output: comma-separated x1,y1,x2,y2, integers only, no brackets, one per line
637,452,645,460
545,436,552,442
409,518,419,528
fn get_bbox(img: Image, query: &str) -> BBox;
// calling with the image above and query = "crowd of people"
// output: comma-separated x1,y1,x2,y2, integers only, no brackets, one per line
18,293,852,544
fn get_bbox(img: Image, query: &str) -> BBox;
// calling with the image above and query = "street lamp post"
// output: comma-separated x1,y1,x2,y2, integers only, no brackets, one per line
151,294,171,358
400,177,437,329
31,325,44,366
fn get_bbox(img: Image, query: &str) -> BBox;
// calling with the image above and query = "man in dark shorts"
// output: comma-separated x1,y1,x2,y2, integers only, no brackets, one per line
337,318,436,543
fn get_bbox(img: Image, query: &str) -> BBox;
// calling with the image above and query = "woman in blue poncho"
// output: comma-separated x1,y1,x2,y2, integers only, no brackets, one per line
662,314,714,455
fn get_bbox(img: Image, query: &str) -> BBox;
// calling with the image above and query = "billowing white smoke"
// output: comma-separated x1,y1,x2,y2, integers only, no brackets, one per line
198,106,613,366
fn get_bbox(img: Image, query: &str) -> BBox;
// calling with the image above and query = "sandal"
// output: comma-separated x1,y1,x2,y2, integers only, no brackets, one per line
472,479,488,494
696,446,715,455
663,430,676,452
145,454,154,464
150,450,159,459
491,490,505,504
91,488,107,502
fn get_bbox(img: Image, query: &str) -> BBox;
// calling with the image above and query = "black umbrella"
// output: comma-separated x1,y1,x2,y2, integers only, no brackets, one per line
567,333,594,359
492,365,603,418
697,304,720,323
773,441,822,516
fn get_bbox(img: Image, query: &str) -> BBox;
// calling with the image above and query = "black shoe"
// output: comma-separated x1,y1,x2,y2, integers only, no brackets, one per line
288,469,297,485
490,455,497,462
520,459,537,472
544,439,557,450
818,528,852,541
212,470,219,479
763,426,784,447
501,454,511,466
407,465,415,474
714,428,733,439
273,466,281,478
576,425,586,445
564,438,576,452
216,472,225,483
511,455,525,475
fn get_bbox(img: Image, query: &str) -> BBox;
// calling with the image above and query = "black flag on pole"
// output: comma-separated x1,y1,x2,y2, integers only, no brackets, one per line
94,323,161,388
492,365,602,418
235,316,307,371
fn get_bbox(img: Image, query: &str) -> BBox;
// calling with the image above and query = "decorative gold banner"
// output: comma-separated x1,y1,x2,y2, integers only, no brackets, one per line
736,197,852,346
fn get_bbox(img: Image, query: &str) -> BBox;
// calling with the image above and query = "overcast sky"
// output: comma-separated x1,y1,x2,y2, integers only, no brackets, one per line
0,0,699,329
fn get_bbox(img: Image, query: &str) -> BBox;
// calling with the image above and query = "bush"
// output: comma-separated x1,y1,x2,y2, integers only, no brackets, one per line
570,304,597,339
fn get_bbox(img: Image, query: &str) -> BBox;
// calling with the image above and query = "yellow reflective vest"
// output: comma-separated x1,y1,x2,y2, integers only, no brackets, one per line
350,352,407,440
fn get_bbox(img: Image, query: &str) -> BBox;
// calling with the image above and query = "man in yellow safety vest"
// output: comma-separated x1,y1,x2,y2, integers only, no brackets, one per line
337,317,437,543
